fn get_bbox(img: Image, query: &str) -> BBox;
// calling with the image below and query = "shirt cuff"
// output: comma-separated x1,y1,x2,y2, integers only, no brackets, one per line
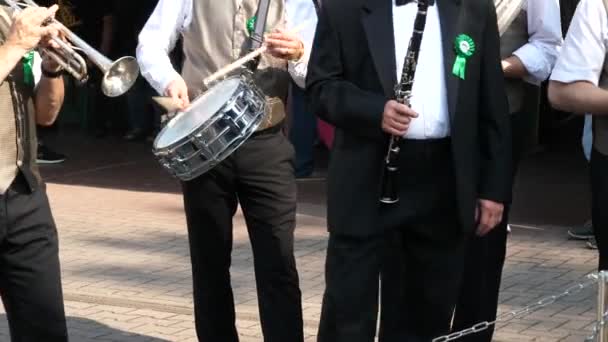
144,68,182,96
549,67,600,86
288,43,310,89
512,44,549,85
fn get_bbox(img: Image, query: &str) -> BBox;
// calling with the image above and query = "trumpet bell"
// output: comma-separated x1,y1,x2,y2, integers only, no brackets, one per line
101,56,140,97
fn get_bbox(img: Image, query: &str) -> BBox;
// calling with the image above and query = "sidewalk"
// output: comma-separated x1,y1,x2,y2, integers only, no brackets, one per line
0,134,598,341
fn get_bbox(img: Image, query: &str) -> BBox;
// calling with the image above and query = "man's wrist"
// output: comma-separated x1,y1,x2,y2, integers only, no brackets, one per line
290,41,305,61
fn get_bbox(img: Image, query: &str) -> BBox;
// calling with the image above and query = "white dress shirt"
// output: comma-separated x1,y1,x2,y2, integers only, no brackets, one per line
513,0,563,85
549,0,608,160
393,1,450,139
550,0,608,87
136,0,317,96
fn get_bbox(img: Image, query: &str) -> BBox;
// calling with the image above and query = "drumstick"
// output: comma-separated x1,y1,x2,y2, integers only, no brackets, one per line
203,21,311,87
203,46,268,87
152,96,184,113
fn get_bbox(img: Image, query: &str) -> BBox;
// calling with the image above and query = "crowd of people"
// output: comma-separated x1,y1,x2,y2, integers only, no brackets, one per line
0,0,606,342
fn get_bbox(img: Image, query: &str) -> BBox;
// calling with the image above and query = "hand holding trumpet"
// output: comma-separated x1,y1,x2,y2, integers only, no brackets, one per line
6,4,60,53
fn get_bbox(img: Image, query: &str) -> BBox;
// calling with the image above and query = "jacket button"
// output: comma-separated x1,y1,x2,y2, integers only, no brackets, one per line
16,160,22,167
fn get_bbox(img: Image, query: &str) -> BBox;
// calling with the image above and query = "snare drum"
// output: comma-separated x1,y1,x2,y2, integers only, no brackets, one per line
152,75,266,181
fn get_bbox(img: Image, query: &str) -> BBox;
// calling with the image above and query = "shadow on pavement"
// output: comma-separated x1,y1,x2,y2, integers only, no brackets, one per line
0,314,170,342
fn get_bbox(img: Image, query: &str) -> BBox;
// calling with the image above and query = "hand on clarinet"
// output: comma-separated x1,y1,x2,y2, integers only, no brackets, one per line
475,199,504,236
265,28,304,61
164,77,190,110
382,100,418,136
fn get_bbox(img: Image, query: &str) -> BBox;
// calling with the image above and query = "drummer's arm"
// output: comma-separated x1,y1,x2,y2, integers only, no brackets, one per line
136,0,191,95
285,0,318,89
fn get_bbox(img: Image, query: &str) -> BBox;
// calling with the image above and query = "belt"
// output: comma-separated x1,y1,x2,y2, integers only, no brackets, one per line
399,138,452,162
252,119,284,137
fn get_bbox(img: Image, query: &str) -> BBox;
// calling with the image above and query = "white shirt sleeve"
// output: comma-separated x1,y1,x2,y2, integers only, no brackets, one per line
511,0,563,85
136,0,192,95
550,0,608,85
285,0,317,89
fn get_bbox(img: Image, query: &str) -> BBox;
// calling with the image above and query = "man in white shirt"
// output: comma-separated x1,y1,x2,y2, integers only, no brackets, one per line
447,2,563,341
549,0,608,271
136,1,316,341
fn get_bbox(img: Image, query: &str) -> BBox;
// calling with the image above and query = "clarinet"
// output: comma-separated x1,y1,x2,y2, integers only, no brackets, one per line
379,0,432,204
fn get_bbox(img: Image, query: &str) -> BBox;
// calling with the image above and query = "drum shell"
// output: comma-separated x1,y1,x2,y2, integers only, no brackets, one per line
153,76,267,181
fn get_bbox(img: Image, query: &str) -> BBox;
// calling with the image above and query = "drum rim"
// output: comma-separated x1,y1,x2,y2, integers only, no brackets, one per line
153,76,245,151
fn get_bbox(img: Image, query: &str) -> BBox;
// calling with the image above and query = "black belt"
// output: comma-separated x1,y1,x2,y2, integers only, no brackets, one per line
252,120,284,137
399,138,452,161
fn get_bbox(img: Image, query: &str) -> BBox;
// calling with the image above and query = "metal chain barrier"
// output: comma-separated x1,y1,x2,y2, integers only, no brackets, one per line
432,272,601,342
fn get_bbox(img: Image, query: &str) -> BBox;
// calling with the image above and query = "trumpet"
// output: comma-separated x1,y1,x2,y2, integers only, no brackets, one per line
3,0,140,97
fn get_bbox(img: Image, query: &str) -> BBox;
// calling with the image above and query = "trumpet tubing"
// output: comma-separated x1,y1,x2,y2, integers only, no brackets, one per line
2,0,139,97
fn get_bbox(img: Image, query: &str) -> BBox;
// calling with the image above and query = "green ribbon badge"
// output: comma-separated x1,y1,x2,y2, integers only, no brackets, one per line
247,16,257,36
22,51,34,87
452,34,476,80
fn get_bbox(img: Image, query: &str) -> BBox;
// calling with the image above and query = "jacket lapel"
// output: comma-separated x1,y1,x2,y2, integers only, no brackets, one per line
437,0,462,120
362,0,397,98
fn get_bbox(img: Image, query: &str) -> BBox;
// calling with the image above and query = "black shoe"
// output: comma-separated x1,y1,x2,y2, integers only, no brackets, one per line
37,144,66,164
568,220,594,240
587,237,598,250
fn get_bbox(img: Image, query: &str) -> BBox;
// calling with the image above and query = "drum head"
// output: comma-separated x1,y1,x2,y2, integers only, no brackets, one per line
154,78,242,149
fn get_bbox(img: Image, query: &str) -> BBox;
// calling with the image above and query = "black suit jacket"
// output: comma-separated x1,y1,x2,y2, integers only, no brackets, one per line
306,0,512,237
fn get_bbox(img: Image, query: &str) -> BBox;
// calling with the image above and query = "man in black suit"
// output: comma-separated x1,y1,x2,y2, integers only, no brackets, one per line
306,0,512,341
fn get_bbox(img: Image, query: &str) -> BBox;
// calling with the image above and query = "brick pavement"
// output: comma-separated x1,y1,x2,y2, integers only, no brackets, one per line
0,136,600,341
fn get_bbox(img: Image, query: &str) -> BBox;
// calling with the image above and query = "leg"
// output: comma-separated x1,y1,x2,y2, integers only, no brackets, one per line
0,179,67,341
288,83,317,177
235,131,304,342
125,77,151,141
591,149,608,270
451,112,525,341
318,234,384,342
451,216,508,342
379,140,465,341
182,160,240,342
378,231,407,341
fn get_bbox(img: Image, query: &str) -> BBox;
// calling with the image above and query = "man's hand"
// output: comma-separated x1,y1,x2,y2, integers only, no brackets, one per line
40,26,64,72
381,100,418,136
501,55,527,79
164,77,190,109
6,5,59,53
265,28,304,61
475,199,504,236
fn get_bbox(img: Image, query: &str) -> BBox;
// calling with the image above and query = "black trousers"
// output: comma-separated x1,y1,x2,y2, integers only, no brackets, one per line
181,129,304,342
0,174,68,342
318,139,466,342
449,112,525,342
591,148,608,271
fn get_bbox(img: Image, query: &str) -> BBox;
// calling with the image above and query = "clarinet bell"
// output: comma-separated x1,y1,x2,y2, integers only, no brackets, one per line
379,165,399,204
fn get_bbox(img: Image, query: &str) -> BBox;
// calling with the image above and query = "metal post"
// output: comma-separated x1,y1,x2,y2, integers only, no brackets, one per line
598,271,608,342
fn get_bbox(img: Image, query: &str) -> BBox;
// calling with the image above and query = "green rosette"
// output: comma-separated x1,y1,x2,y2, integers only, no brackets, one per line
452,34,476,80
22,51,34,87
247,16,256,36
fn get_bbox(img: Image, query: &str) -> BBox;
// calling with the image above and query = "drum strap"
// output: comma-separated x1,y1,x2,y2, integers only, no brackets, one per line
247,0,272,71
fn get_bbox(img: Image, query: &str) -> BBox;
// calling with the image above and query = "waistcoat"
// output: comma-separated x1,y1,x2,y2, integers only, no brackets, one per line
181,0,290,131
0,6,40,194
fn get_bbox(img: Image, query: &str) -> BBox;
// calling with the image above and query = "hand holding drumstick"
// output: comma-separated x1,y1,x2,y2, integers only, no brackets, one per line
160,23,309,112
265,28,304,61
202,22,309,88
